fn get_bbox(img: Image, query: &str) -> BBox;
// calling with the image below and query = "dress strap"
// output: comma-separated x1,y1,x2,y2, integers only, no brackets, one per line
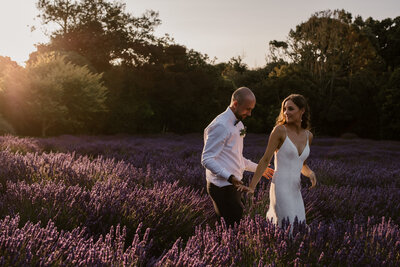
306,130,309,144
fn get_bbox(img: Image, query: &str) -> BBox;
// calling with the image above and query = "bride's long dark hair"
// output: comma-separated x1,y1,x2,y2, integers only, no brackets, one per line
275,94,311,130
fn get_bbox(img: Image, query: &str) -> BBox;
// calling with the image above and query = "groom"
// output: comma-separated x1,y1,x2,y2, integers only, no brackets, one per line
201,87,273,227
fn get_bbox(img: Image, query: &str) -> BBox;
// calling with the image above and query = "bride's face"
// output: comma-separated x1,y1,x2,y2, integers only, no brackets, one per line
283,100,304,124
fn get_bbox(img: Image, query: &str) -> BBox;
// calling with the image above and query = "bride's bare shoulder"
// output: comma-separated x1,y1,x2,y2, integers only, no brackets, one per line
270,125,286,141
272,124,286,134
307,130,314,143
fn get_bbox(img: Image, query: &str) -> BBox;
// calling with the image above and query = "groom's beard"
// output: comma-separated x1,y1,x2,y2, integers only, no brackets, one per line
234,111,246,121
237,115,247,121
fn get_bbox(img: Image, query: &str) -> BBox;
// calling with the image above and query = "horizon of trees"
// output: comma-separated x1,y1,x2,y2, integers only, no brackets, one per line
0,1,399,140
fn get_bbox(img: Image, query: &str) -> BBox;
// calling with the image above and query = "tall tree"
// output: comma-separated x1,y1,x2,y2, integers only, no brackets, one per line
2,52,108,136
354,16,400,71
34,0,165,71
0,57,20,134
287,10,379,85
380,67,400,139
0,57,31,134
271,10,382,136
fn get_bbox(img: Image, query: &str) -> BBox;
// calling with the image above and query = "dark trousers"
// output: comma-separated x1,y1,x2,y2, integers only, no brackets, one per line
206,181,244,227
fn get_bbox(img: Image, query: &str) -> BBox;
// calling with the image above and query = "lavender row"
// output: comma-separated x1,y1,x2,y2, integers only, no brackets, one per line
37,133,400,190
245,183,400,225
3,134,400,164
0,148,206,191
1,148,397,196
157,215,400,266
0,179,214,256
0,215,151,266
0,135,42,154
1,136,399,191
0,150,149,190
307,158,400,188
2,214,399,266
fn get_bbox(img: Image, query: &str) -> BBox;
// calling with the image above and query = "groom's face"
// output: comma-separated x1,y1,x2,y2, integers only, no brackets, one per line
233,97,256,120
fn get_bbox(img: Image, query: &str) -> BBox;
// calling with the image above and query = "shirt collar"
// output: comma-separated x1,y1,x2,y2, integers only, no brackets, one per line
226,107,240,126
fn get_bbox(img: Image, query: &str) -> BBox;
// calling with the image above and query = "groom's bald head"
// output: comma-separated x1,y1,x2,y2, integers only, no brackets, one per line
231,87,255,105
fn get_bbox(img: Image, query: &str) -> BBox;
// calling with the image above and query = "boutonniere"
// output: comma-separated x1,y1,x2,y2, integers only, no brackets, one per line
240,126,247,137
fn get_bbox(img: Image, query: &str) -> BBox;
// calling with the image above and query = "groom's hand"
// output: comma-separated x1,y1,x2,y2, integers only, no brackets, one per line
235,183,255,194
262,166,274,180
242,186,254,195
237,184,250,193
229,175,246,191
230,176,243,187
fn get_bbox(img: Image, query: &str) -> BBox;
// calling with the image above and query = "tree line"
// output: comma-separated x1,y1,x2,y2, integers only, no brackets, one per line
0,1,399,140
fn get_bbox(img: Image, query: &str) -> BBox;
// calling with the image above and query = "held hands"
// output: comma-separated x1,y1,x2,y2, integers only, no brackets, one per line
232,164,275,194
234,165,275,194
230,176,253,193
230,176,243,188
244,186,255,195
236,184,254,194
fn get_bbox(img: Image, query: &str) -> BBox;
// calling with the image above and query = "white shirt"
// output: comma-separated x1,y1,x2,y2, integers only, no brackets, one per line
201,107,258,187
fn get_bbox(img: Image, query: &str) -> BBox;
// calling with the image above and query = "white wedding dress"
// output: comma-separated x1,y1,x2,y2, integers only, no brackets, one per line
266,126,309,227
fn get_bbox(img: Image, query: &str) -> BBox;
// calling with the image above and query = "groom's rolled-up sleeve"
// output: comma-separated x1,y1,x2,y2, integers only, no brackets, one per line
244,158,258,173
201,123,231,179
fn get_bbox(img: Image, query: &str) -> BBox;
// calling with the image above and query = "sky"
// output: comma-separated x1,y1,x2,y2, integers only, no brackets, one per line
1,0,399,69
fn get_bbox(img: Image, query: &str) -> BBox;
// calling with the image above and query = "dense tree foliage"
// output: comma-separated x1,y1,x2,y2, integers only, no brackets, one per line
0,53,107,136
0,2,399,139
34,0,166,71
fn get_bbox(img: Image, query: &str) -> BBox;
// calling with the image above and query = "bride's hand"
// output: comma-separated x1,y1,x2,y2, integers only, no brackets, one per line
242,185,255,195
247,186,255,195
309,172,317,188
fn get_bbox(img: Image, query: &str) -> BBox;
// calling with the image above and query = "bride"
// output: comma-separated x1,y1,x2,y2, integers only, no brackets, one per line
242,94,317,227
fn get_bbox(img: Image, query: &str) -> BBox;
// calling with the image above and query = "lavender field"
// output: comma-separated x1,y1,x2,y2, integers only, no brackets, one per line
0,133,400,266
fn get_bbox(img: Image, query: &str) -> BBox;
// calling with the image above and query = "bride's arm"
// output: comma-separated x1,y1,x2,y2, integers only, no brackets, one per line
301,131,317,188
248,126,284,192
301,164,317,188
